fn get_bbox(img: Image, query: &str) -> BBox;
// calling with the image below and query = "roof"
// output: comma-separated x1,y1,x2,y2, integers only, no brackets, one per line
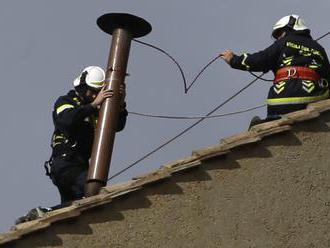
1,99,330,247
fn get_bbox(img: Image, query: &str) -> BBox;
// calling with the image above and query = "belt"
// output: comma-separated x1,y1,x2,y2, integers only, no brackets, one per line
274,66,321,84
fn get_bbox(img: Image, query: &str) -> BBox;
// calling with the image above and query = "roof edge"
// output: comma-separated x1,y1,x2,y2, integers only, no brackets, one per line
2,99,330,245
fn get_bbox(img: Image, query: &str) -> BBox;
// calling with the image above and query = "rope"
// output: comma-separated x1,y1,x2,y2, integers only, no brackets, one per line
107,73,264,181
316,31,330,41
108,31,330,181
128,104,265,120
249,71,273,82
133,39,221,93
133,39,188,93
185,55,221,92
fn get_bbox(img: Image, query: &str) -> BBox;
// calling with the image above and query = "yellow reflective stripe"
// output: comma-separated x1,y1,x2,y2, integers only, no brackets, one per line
53,134,65,141
73,97,81,105
283,56,293,62
267,90,329,105
89,81,104,87
242,53,250,70
56,104,74,114
52,142,62,147
282,56,293,65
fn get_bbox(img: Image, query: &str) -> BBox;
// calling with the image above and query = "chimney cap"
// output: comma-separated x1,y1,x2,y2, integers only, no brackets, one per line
97,13,152,38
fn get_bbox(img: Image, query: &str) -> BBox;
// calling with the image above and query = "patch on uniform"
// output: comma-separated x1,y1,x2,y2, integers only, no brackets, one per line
274,81,286,94
302,80,315,93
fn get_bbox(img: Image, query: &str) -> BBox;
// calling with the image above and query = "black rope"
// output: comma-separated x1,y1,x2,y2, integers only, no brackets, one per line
128,104,265,120
109,30,330,181
133,39,221,93
133,39,188,93
249,71,273,82
185,55,221,92
107,73,264,181
316,31,330,41
131,39,265,120
134,31,330,92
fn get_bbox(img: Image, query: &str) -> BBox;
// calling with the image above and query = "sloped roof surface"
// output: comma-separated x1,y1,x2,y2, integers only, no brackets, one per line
2,99,330,247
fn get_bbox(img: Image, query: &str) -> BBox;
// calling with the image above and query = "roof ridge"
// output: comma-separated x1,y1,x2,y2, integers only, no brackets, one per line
2,99,330,245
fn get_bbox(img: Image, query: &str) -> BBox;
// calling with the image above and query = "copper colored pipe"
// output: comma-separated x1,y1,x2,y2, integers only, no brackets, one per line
85,13,151,196
85,28,132,196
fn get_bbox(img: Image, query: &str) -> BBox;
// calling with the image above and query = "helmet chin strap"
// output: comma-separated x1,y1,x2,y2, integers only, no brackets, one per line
74,70,94,103
278,30,287,39
79,71,88,86
75,85,90,103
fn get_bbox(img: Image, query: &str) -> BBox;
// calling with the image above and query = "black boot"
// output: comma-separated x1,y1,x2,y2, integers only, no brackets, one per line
248,116,263,129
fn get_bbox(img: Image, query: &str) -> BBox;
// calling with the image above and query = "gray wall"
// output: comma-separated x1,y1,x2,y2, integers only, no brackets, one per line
12,113,330,248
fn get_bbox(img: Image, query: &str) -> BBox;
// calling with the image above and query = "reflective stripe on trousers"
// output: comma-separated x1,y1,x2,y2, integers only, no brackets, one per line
267,90,329,105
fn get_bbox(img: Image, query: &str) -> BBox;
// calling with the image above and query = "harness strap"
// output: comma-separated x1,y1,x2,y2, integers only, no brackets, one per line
44,157,53,177
274,66,321,84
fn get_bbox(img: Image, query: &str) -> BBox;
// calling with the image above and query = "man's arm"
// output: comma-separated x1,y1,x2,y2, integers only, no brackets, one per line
54,87,113,132
221,41,282,72
53,97,96,133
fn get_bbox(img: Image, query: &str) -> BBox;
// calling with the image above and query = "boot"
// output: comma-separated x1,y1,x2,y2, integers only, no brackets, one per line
15,207,53,225
248,116,263,129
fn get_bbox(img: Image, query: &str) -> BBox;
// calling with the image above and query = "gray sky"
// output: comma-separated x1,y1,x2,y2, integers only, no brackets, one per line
1,0,330,232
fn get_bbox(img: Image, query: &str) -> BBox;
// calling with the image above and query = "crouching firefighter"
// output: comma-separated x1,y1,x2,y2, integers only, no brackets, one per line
45,66,128,204
220,14,330,126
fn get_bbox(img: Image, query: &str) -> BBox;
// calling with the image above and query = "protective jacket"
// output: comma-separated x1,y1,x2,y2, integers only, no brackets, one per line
51,90,127,163
230,31,330,116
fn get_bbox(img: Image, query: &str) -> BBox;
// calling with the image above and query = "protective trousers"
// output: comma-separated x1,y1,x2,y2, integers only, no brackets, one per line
50,156,88,204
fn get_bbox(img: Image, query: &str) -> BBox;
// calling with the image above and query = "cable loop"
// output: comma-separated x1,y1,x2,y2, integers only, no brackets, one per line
109,31,330,181
108,74,264,181
133,39,220,93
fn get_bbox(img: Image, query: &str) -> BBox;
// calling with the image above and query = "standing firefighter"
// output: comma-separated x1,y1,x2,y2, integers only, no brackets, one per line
47,66,128,204
220,15,330,125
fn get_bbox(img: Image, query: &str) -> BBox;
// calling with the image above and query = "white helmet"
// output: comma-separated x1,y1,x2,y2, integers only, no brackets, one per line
272,15,309,39
73,66,105,90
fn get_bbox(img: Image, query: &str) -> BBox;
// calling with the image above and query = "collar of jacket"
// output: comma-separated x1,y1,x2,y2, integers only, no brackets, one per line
68,90,82,106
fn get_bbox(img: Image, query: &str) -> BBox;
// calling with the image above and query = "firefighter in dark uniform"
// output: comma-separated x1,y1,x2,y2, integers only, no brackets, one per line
220,15,330,125
48,66,128,204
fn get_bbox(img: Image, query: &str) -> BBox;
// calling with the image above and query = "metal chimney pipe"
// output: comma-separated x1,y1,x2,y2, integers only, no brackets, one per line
85,13,152,196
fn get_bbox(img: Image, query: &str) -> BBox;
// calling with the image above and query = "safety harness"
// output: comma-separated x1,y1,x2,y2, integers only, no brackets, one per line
268,66,329,106
44,133,78,177
274,66,321,84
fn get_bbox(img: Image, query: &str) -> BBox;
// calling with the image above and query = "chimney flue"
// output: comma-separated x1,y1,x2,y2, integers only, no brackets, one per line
85,13,152,196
